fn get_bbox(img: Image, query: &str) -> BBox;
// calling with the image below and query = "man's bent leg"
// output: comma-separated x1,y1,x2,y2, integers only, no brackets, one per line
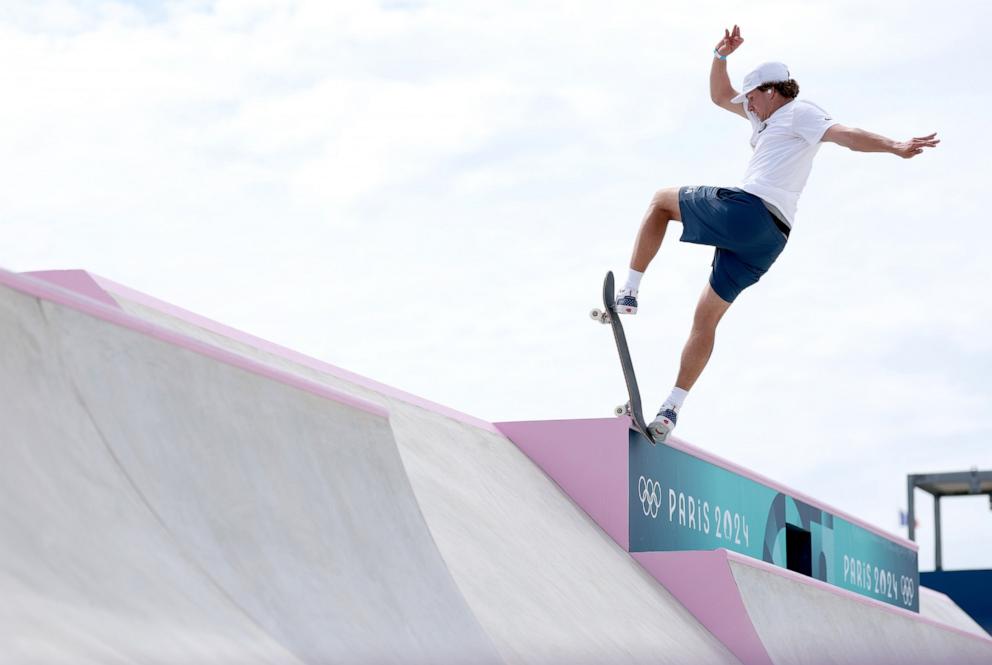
629,187,682,272
675,282,732,391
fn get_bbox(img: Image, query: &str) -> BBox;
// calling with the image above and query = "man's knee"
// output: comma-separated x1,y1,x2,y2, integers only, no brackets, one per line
649,187,681,221
693,284,732,330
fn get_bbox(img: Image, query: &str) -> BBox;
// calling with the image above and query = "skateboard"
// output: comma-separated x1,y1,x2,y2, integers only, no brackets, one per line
590,271,656,444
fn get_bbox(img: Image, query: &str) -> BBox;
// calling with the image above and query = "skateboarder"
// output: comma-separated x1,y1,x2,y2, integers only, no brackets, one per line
616,25,939,442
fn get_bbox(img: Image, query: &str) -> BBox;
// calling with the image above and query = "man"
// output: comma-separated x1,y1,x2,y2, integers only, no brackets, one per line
616,25,939,443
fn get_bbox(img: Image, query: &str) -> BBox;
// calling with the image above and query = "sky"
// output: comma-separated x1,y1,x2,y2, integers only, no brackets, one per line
1,0,990,572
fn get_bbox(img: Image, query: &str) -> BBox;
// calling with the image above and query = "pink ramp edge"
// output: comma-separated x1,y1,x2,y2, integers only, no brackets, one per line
26,270,121,309
633,549,774,665
4,269,387,420
85,271,500,434
496,417,630,550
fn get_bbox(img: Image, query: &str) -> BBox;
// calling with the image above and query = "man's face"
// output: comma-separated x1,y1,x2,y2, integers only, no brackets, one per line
745,86,778,121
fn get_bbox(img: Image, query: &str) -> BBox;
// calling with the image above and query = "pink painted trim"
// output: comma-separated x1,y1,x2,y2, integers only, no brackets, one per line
88,273,500,434
633,550,773,665
723,550,992,646
26,270,121,309
666,434,917,551
496,418,630,549
4,269,389,420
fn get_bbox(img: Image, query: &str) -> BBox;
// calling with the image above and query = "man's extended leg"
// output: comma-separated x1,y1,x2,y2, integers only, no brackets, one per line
649,282,732,441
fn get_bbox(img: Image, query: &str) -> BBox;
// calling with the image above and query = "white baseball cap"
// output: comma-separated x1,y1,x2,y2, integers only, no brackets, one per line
730,61,791,104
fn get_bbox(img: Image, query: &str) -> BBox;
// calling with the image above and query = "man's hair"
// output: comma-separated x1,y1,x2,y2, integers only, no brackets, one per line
758,79,800,99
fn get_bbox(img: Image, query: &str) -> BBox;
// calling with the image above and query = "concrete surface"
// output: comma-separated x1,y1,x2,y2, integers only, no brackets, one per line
730,559,992,664
0,275,499,663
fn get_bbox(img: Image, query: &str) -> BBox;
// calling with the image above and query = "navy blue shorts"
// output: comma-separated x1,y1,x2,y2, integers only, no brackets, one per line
678,186,788,303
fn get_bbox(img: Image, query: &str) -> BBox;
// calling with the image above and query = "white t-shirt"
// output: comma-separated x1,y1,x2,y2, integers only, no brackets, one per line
739,99,837,229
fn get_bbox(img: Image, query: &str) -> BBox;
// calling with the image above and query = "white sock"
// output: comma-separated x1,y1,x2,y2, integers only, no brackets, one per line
665,387,688,410
624,269,644,292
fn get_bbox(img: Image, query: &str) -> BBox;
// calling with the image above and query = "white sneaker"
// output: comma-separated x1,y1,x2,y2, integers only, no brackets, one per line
615,288,638,315
648,404,679,443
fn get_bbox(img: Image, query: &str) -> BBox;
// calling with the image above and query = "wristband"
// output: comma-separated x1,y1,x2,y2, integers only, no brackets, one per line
713,48,728,60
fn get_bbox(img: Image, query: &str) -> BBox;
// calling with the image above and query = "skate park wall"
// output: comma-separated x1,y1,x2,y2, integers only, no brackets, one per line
9,267,992,664
497,416,992,664
495,418,921,609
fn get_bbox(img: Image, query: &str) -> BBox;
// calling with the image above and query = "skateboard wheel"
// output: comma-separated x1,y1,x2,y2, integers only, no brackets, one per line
614,404,626,417
589,308,610,324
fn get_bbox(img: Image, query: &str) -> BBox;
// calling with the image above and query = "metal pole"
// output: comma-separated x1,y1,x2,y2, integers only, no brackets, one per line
907,476,916,541
934,495,942,571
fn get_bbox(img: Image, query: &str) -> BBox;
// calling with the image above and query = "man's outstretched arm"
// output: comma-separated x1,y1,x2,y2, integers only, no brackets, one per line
711,25,745,119
822,125,940,159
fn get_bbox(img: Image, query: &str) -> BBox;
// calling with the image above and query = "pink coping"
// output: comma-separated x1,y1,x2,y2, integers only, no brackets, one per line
85,271,500,434
496,417,630,550
5,269,388,420
25,270,122,309
633,549,774,665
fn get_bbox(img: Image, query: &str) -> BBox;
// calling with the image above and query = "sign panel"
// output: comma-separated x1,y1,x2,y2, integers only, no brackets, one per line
628,431,919,612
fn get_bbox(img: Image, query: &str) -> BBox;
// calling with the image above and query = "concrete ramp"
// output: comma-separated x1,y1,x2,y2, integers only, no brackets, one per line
22,270,745,663
0,270,499,663
729,558,992,665
9,268,992,665
919,586,990,637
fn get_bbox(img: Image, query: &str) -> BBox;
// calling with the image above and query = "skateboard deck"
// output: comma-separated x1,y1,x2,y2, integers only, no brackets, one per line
590,271,656,444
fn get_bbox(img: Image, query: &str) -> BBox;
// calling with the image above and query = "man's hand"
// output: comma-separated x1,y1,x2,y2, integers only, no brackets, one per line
715,25,744,57
892,133,940,159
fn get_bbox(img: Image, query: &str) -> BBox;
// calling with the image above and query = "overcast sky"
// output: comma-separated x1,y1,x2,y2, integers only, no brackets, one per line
2,0,989,572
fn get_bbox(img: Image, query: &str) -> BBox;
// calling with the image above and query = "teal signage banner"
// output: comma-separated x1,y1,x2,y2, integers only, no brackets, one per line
628,431,919,612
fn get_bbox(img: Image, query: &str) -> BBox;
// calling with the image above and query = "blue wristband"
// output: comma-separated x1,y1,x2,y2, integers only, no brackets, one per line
713,48,728,60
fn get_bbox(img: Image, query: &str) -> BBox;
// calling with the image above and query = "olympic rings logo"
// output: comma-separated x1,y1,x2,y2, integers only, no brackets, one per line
638,476,662,518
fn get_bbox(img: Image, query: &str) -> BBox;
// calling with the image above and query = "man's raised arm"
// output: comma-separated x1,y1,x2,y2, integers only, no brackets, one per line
822,125,940,159
711,25,746,119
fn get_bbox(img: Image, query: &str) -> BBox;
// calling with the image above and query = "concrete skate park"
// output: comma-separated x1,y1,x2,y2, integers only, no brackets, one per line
2,267,991,664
